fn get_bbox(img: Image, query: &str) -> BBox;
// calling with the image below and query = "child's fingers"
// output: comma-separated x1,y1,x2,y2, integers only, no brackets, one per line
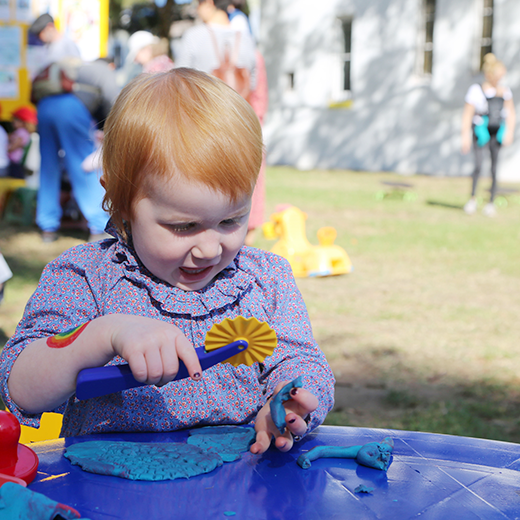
284,412,308,438
174,334,202,381
285,387,319,417
143,348,164,384
127,352,148,383
250,430,271,454
157,344,181,386
274,429,294,452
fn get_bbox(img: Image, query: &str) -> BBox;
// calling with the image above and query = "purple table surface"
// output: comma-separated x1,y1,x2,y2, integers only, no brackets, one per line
28,425,520,520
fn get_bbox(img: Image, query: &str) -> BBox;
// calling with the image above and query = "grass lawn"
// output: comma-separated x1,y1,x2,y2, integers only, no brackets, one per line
1,166,520,442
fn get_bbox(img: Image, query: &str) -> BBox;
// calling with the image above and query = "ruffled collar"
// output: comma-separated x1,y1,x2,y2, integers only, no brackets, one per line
105,220,253,316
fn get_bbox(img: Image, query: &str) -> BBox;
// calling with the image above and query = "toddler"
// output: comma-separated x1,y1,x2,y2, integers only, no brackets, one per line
0,68,335,454
7,105,37,179
0,104,9,177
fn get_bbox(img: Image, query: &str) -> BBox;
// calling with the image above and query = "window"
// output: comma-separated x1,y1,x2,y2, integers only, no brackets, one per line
340,17,352,92
423,0,436,74
415,0,436,76
329,15,353,107
286,72,295,92
480,0,493,68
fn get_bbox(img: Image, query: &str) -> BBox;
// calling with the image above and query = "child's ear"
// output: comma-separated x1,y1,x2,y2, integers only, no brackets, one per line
99,175,106,189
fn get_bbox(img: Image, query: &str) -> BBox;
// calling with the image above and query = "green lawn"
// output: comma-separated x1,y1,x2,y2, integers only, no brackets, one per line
2,166,520,442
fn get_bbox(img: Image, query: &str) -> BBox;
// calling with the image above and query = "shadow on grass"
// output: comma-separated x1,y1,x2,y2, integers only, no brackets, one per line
1,226,88,284
325,380,520,443
3,253,49,285
426,200,465,210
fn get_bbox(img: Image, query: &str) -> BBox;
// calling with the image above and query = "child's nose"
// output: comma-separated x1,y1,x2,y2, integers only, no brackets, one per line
191,230,223,260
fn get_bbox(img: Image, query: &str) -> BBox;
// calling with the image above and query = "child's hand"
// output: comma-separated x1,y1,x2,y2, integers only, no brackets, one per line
503,129,514,147
109,315,202,386
461,132,472,155
250,381,319,454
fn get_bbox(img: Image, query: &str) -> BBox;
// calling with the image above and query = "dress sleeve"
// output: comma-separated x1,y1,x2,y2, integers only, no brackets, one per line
259,255,335,435
0,255,100,427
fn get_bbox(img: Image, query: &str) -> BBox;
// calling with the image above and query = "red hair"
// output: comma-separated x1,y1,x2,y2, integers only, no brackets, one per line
102,68,263,235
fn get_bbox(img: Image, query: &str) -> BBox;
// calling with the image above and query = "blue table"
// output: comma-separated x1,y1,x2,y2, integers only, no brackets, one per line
28,426,520,519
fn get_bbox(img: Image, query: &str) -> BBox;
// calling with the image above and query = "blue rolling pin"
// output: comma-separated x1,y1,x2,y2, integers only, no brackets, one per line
76,339,248,400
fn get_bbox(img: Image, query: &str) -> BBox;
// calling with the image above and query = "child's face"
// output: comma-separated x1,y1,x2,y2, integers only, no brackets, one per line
130,173,251,291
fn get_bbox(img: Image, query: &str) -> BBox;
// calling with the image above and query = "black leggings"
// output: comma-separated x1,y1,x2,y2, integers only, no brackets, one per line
471,131,501,202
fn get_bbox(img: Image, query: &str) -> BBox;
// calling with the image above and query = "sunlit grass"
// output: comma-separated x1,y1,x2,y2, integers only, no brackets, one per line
2,166,520,441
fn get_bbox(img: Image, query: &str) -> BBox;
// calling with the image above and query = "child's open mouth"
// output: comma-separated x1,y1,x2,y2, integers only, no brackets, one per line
179,266,213,281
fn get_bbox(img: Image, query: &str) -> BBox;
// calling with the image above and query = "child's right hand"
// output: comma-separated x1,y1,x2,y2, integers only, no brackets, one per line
8,314,202,414
108,315,202,386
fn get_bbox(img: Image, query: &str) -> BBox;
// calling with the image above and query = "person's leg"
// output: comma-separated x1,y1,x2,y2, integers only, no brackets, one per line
482,133,501,216
470,135,483,197
55,96,109,235
35,97,64,234
464,134,482,214
488,133,501,203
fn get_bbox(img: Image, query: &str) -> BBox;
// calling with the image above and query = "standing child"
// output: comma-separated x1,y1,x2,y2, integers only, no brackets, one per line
0,68,335,454
461,54,516,217
7,106,37,179
0,104,10,177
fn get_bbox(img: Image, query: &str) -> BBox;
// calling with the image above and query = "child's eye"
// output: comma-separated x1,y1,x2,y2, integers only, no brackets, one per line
169,222,197,233
220,217,242,227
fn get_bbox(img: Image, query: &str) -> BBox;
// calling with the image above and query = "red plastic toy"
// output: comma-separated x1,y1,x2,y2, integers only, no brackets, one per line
0,410,39,485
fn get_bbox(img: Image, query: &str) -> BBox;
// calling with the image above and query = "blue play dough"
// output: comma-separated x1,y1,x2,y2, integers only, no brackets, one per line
64,426,256,481
297,437,394,471
65,441,223,481
269,376,303,433
0,482,88,519
187,425,256,462
354,484,374,494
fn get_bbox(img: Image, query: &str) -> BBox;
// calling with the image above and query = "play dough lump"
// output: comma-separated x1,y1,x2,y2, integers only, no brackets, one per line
270,376,303,433
64,441,222,481
297,437,394,471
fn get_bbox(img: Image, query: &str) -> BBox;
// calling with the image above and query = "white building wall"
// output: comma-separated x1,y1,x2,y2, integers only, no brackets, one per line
260,0,520,180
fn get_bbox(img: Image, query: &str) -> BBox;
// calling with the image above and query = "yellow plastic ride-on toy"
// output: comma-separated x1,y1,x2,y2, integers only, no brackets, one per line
262,205,353,278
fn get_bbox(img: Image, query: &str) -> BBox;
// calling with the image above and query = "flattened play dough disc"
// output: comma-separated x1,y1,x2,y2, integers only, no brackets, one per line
187,426,256,462
64,441,222,481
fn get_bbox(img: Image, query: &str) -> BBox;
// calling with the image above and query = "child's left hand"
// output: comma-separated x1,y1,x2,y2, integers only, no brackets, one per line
250,381,319,454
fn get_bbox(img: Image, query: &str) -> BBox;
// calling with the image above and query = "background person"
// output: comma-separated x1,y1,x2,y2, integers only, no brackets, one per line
0,105,8,178
7,106,38,179
28,13,80,74
33,59,120,243
175,0,256,83
129,31,175,74
461,53,516,217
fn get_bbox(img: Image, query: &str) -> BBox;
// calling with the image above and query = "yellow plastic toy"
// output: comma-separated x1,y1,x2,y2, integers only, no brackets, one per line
18,412,63,444
262,205,353,278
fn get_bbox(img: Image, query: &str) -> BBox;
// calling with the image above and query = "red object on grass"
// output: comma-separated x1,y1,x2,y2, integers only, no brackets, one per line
0,410,39,485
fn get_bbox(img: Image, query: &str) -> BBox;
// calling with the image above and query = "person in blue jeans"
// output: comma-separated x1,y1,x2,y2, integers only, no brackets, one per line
35,59,120,243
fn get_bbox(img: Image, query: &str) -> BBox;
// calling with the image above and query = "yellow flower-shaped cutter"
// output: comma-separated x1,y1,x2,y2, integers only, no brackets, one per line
205,316,277,366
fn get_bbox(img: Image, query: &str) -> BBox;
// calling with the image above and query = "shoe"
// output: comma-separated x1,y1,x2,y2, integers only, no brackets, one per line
88,232,112,243
483,203,497,217
463,198,477,215
42,231,58,243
